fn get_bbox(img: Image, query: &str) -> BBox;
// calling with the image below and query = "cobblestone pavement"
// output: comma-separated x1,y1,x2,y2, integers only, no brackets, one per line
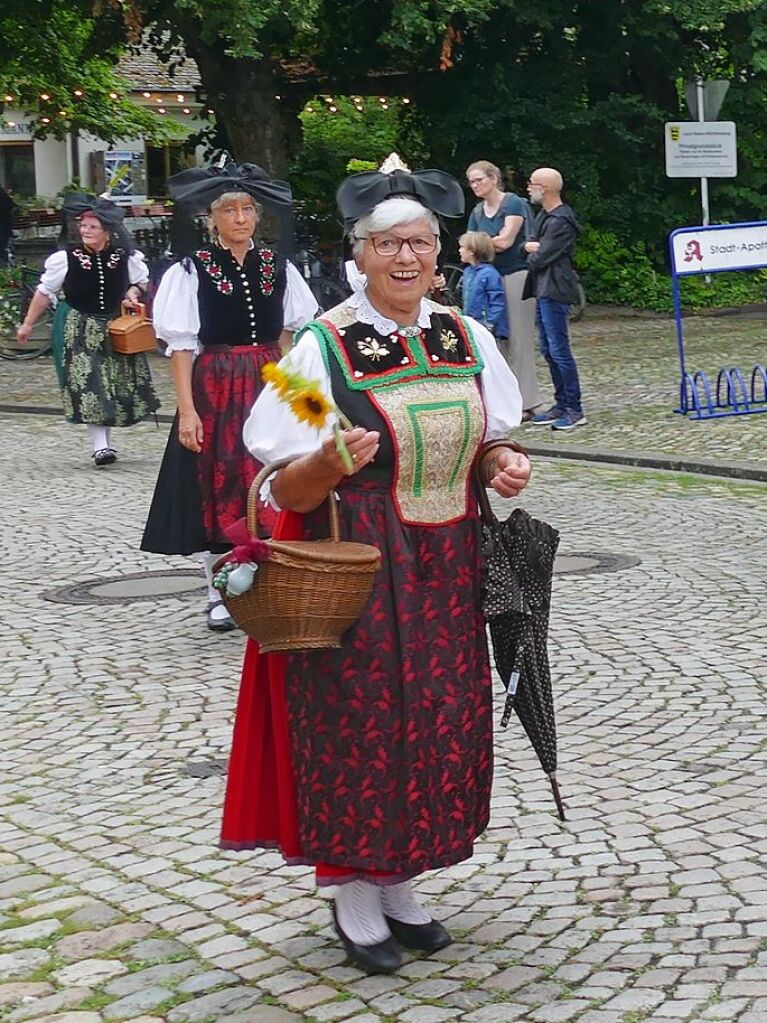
1,411,766,1023
1,310,766,466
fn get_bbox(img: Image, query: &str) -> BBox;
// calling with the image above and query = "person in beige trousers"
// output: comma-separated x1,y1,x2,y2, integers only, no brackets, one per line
466,161,543,415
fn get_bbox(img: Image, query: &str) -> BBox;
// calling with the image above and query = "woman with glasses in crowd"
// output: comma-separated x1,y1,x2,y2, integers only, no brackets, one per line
466,160,543,418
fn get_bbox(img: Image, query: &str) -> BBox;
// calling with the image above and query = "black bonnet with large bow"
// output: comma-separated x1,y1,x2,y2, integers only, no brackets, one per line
62,193,133,250
168,158,293,215
337,168,465,228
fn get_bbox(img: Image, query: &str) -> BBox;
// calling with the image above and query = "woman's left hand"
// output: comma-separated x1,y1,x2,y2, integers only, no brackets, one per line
489,449,532,498
123,286,142,310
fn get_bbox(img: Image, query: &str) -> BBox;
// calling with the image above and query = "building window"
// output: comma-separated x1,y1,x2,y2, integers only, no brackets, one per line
0,144,35,196
146,142,195,197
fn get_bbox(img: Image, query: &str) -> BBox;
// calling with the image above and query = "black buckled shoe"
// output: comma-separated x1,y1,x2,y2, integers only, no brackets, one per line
92,448,117,467
206,600,236,633
384,915,452,952
331,903,402,974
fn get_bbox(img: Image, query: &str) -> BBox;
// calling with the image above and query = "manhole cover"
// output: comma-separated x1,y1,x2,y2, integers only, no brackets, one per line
554,551,640,575
44,570,204,605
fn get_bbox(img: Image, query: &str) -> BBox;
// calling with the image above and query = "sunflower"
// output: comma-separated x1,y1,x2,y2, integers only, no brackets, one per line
289,387,332,429
261,361,291,397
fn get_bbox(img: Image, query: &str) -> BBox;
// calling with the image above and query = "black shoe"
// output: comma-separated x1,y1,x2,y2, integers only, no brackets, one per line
384,915,452,953
92,448,117,467
331,903,402,974
206,600,236,633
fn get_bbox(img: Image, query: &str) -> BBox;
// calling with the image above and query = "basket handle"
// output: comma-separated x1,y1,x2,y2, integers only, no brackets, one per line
247,458,341,540
121,300,148,318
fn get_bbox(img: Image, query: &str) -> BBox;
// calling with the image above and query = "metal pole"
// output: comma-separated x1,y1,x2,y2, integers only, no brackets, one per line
696,78,710,227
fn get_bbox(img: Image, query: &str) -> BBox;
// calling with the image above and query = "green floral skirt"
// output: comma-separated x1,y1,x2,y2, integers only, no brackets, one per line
60,308,160,427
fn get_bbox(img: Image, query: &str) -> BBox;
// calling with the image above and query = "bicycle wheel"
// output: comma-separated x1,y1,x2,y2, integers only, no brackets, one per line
0,289,54,359
308,276,349,314
569,282,587,322
442,263,464,307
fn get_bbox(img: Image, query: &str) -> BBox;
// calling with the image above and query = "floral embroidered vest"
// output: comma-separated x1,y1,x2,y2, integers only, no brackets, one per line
191,245,286,346
63,245,129,316
309,298,487,526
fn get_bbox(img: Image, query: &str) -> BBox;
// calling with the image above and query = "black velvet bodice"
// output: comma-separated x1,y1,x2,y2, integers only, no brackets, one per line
191,245,287,346
63,245,130,316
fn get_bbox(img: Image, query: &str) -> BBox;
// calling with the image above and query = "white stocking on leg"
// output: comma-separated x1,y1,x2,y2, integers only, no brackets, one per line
335,880,391,946
380,881,431,925
87,425,109,453
198,551,230,622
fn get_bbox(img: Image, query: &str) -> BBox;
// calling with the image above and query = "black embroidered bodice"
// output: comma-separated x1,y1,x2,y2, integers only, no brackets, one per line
63,245,130,316
191,245,287,347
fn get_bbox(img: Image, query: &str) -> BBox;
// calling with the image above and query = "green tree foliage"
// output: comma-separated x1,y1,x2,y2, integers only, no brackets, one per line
0,0,171,142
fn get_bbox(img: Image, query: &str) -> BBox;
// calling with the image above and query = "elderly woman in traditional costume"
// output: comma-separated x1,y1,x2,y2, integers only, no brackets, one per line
140,160,318,631
17,193,159,465
221,164,532,973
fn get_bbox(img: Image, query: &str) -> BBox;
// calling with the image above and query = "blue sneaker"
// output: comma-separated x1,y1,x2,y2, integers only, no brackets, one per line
528,405,563,425
551,411,587,431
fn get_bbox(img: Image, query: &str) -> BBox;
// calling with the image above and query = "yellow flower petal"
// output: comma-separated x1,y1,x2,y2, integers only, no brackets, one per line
288,388,332,429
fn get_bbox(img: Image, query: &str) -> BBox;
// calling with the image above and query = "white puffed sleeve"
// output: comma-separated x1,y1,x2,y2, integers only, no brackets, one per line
466,317,523,438
283,261,319,331
128,250,150,286
152,262,201,356
243,327,335,507
36,250,68,305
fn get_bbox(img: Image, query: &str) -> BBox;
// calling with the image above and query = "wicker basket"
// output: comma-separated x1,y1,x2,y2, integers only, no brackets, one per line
215,459,381,652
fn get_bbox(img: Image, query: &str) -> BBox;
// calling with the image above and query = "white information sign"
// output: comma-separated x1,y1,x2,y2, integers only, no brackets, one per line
670,222,767,275
665,122,737,178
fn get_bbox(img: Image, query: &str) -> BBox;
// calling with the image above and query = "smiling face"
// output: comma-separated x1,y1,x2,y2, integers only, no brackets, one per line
210,194,259,249
356,218,438,323
77,212,109,252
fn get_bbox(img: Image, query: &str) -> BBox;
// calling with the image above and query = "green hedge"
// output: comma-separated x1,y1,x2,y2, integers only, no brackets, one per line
577,228,767,312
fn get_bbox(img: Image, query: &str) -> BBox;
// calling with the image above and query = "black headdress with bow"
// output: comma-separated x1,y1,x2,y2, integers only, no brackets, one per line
168,156,294,258
62,192,134,251
337,168,465,228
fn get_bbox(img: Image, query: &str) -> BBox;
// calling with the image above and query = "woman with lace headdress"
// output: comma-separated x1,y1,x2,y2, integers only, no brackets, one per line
220,161,533,972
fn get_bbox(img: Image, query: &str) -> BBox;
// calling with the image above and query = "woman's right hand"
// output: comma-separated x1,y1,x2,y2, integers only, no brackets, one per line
179,409,204,452
321,427,379,476
16,323,33,345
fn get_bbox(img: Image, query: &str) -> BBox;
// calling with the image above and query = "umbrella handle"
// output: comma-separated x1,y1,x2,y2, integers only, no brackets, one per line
549,772,566,821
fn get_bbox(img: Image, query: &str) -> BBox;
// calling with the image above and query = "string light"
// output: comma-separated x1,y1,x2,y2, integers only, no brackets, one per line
40,93,50,100
4,95,14,102
402,97,411,104
7,121,15,127
207,108,214,114
176,94,184,101
41,116,50,123
329,104,338,112
158,107,166,113
142,91,151,98
109,92,118,99
183,107,190,114
73,90,83,97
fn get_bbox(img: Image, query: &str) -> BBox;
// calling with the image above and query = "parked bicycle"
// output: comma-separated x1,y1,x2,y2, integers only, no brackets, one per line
0,254,54,360
293,243,350,313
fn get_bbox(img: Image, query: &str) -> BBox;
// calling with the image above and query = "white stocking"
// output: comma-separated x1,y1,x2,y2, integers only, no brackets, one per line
198,551,230,620
335,880,390,946
87,425,109,453
380,881,431,925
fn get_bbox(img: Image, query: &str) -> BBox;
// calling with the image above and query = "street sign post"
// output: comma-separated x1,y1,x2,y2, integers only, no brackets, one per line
668,221,767,420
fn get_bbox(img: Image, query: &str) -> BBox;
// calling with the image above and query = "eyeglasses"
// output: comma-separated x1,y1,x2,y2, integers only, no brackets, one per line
527,181,546,189
468,175,487,185
368,234,438,256
218,204,257,217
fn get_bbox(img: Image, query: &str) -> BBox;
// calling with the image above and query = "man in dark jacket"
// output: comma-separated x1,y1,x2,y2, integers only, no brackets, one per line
523,168,585,430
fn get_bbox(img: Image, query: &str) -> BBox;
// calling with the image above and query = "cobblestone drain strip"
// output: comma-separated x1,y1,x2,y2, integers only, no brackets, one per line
3,403,766,483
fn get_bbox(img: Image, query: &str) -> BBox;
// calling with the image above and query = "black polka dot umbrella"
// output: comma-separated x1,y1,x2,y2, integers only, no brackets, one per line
478,489,565,820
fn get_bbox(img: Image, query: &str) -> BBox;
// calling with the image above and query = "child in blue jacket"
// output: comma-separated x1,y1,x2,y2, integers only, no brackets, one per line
458,231,509,342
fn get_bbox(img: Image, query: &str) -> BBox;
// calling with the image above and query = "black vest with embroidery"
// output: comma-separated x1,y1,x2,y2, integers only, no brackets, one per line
63,245,130,316
191,246,287,347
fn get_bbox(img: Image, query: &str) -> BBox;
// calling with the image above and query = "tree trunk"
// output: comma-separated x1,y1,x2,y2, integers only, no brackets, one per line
184,39,300,176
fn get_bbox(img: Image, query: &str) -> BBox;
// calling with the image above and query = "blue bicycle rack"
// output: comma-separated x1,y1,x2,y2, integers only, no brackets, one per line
670,222,767,420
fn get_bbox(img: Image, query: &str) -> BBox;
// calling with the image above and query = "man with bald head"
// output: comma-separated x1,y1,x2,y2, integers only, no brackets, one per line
523,168,585,430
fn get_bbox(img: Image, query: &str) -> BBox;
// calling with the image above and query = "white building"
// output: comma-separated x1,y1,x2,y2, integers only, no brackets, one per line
0,48,207,204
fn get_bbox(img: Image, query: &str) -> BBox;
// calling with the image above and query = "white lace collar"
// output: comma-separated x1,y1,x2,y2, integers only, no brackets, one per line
349,288,433,336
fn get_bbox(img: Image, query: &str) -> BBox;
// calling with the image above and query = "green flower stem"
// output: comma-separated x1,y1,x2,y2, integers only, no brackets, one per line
333,424,354,473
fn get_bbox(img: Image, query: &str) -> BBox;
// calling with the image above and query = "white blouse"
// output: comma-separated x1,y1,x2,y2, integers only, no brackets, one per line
243,294,523,506
152,259,319,356
37,249,149,307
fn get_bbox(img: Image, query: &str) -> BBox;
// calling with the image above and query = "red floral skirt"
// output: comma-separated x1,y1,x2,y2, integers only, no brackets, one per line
220,481,494,885
141,344,279,556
